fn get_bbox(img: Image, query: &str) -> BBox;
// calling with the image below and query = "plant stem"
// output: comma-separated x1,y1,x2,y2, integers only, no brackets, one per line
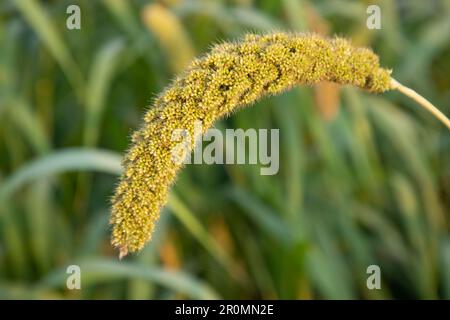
391,78,450,130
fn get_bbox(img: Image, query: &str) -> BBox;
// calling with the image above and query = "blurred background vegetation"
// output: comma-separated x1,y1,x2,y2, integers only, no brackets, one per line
0,0,450,299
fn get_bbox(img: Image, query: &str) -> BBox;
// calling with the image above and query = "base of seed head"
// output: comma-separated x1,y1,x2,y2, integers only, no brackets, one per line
118,246,128,260
110,32,450,258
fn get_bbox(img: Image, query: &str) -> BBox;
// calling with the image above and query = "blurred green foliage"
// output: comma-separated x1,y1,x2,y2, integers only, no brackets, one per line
0,0,449,299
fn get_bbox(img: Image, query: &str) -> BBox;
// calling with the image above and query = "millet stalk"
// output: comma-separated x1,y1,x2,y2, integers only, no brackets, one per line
110,32,450,258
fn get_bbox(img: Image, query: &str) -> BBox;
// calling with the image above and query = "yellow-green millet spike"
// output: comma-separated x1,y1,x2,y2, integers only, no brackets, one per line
110,32,450,258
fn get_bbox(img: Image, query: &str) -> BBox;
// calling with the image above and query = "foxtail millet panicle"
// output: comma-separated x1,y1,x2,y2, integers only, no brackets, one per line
110,32,449,258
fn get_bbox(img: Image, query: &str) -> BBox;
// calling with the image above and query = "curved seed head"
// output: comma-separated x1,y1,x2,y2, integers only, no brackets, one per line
110,32,393,256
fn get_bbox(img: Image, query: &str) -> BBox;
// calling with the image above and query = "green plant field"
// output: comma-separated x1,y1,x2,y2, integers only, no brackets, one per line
0,0,449,299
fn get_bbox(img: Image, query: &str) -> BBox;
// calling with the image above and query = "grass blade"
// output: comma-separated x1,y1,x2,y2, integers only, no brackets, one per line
12,0,85,98
84,39,125,146
38,259,220,300
0,148,122,202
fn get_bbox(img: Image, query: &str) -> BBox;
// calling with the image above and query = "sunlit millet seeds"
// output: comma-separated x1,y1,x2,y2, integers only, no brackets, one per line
110,32,393,257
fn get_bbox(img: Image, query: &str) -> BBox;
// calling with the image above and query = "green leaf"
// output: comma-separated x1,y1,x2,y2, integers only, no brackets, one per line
12,0,85,98
84,39,125,146
227,186,290,244
168,194,234,273
5,98,50,154
0,148,122,202
38,259,220,299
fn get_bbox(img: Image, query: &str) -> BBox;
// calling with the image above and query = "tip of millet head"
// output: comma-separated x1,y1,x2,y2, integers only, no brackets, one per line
118,246,128,260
